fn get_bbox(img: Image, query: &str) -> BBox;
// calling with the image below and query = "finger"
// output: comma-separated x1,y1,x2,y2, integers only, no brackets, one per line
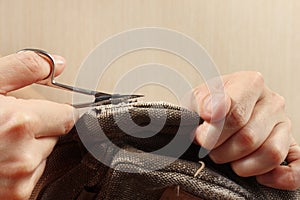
256,139,300,190
209,91,287,163
0,137,53,199
195,72,265,149
0,160,46,200
231,120,291,177
0,51,66,94
0,137,57,178
22,99,78,138
1,97,78,138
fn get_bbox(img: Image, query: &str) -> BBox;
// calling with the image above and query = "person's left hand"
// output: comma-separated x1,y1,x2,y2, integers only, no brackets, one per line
190,71,300,190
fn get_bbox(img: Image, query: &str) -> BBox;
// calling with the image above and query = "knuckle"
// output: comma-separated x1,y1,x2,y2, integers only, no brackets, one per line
230,162,247,177
8,111,38,137
236,127,257,149
17,153,36,175
227,103,248,129
265,145,285,166
251,71,265,88
286,118,292,132
271,92,286,110
5,155,36,178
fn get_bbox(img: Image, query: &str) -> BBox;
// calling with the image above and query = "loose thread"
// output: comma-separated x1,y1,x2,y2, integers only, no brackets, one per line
176,185,180,197
194,161,205,177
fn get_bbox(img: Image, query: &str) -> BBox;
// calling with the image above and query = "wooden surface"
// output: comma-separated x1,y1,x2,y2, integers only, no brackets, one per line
0,0,299,141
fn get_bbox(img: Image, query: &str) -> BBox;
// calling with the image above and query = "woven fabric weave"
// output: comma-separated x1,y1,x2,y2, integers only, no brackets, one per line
30,101,300,200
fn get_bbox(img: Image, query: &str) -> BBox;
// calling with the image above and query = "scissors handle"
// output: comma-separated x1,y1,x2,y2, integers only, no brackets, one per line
17,48,143,108
19,48,102,96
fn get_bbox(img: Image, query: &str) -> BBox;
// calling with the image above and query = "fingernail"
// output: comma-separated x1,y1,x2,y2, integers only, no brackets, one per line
195,123,219,150
54,56,65,65
195,124,208,144
204,93,225,114
204,95,212,113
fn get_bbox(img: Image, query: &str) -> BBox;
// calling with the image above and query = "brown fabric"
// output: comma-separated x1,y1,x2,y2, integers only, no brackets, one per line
159,186,203,200
30,101,300,200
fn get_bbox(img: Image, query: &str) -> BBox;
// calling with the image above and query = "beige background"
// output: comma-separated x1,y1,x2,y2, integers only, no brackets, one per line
0,0,299,141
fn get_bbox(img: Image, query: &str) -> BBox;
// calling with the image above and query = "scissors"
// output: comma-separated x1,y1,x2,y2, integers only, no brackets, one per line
18,48,143,108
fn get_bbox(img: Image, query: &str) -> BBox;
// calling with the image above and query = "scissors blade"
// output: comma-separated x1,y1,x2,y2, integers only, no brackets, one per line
94,93,143,102
73,94,144,108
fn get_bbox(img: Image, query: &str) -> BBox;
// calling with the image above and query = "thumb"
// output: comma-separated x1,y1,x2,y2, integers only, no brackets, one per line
0,50,65,94
190,84,231,122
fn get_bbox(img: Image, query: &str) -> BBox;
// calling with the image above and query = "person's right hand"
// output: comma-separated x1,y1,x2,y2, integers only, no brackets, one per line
0,51,77,199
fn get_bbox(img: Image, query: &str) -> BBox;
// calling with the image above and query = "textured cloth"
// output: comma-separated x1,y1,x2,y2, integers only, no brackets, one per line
30,101,300,200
